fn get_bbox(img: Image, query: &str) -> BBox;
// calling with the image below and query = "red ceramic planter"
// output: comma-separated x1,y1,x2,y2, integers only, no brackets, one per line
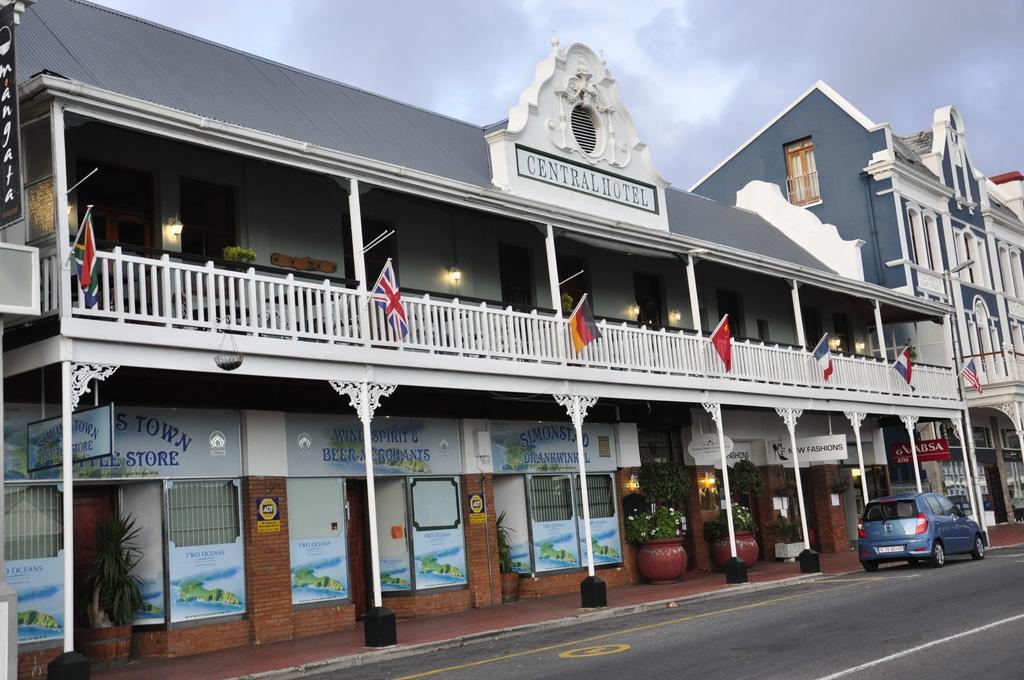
711,530,760,569
637,537,688,584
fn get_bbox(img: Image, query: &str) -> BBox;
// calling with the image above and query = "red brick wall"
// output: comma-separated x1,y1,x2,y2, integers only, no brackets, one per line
686,465,718,571
241,477,294,644
383,588,473,618
462,474,502,608
809,465,849,553
17,644,62,680
132,619,252,658
754,466,787,560
291,603,356,639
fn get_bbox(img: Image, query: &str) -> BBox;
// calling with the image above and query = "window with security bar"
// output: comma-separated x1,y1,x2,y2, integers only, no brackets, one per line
575,474,615,519
529,476,574,522
168,480,240,547
784,137,820,206
4,486,62,561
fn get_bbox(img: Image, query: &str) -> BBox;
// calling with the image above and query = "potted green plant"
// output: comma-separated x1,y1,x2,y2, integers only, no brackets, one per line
76,513,145,661
772,515,804,560
731,460,764,496
495,511,519,603
222,245,256,264
626,462,690,583
704,505,759,569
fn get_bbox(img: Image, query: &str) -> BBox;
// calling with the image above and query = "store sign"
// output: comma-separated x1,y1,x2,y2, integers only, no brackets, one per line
515,145,659,214
767,434,848,466
285,414,462,477
687,433,733,466
6,553,64,643
0,4,22,228
577,516,623,566
489,421,617,473
891,438,951,465
256,497,280,533
531,519,580,573
413,527,468,590
290,536,348,604
168,536,246,623
6,405,242,480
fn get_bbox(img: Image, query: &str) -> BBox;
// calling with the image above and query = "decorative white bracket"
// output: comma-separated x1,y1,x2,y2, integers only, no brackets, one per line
700,401,721,425
947,416,965,444
554,394,598,427
843,411,866,431
993,401,1024,440
70,363,118,411
899,414,919,431
329,381,396,423
776,407,803,432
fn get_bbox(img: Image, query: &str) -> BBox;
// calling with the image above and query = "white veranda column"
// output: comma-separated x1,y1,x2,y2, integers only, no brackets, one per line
949,415,983,528
900,414,922,493
776,407,811,552
62,362,118,653
545,224,562,316
701,402,736,557
686,254,702,335
791,280,806,349
844,411,870,503
330,380,396,608
874,300,887,360
555,394,599,577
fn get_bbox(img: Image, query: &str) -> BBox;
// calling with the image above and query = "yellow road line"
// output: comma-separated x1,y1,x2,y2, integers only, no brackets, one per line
395,582,866,679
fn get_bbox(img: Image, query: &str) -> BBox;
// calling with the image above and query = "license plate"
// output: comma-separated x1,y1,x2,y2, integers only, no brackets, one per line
877,545,903,554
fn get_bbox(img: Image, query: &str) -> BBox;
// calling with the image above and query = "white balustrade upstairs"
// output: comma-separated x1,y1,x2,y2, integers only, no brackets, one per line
40,248,958,401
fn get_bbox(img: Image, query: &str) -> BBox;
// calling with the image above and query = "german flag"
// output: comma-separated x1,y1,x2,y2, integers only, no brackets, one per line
568,293,602,353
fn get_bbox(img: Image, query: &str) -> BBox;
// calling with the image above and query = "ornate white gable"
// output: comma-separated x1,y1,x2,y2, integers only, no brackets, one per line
486,37,670,231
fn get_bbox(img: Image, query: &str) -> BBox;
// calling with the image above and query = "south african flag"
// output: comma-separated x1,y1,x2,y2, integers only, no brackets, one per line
73,211,100,308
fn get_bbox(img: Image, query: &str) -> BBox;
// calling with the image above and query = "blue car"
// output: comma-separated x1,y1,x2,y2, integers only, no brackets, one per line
858,493,985,571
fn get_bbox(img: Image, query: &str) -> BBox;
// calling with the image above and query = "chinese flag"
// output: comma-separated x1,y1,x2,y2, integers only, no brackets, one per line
710,314,731,371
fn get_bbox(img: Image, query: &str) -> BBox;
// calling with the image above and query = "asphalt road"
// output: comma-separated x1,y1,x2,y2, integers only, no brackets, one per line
313,548,1024,680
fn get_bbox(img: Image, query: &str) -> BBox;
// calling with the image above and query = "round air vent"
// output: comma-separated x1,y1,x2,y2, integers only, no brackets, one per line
570,105,599,154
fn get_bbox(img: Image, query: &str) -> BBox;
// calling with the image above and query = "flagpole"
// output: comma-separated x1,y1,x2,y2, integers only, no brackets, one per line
63,204,94,268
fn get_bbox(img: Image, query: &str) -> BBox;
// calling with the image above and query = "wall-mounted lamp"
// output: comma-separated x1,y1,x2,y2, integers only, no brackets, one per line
627,474,640,492
168,216,184,238
448,265,462,283
700,471,718,490
855,340,866,353
668,309,682,324
829,337,842,351
628,303,640,320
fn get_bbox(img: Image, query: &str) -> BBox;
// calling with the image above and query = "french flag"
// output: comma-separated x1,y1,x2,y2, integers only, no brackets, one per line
893,346,915,391
813,333,833,382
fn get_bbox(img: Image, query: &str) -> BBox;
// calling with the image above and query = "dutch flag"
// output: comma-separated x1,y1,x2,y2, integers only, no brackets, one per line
813,333,833,382
894,346,915,391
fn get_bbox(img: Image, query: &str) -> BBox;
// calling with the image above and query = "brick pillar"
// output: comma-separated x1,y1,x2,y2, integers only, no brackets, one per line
808,465,849,553
241,477,294,644
686,465,717,571
462,474,502,608
754,466,786,560
615,468,639,584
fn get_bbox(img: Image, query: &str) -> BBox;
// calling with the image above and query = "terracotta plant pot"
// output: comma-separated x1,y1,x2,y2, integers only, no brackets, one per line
76,624,132,661
501,572,519,603
637,537,687,584
711,530,760,569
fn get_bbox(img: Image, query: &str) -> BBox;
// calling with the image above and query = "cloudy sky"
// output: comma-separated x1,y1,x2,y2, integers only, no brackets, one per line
93,0,1024,189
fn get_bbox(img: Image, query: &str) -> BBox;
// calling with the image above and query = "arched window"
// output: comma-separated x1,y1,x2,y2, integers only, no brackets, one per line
999,245,1015,296
924,214,942,271
1011,250,1024,300
960,232,977,284
907,207,930,268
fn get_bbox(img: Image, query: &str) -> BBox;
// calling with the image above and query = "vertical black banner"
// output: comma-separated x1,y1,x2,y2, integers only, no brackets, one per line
0,3,21,228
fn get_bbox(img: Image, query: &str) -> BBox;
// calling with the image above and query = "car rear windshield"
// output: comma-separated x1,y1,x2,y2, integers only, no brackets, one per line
863,500,917,521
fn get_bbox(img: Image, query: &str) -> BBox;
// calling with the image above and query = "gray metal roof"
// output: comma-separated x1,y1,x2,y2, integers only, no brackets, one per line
664,189,833,273
19,0,832,275
898,130,933,158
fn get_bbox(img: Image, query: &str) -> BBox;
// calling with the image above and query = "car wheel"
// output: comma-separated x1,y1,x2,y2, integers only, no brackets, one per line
971,535,985,560
930,541,945,568
861,560,878,572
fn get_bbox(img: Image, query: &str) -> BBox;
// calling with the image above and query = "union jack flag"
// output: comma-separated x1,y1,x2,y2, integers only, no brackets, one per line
962,359,982,393
372,259,408,339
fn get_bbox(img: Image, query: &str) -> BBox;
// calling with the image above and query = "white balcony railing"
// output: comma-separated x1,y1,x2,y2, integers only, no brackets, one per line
966,351,1024,387
30,247,959,402
786,171,820,207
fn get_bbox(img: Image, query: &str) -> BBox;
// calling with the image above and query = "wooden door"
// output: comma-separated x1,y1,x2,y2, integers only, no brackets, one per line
73,486,116,579
984,464,1008,523
345,480,370,619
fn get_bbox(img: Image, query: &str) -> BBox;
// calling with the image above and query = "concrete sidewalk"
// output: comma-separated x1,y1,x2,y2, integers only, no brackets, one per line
94,524,1024,680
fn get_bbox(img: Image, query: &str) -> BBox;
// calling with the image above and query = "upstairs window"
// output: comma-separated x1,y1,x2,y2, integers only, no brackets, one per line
633,271,663,327
77,160,154,251
180,177,236,259
499,244,534,307
784,137,820,206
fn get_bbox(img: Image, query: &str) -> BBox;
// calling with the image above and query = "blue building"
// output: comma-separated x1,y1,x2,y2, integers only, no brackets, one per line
693,81,1024,525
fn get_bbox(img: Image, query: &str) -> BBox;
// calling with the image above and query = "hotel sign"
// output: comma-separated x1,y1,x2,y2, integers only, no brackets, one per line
515,145,658,214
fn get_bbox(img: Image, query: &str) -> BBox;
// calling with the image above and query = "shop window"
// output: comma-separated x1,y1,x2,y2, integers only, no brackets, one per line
375,478,412,591
287,478,348,604
77,160,154,250
24,119,55,242
575,474,615,518
529,476,574,522
972,426,993,449
574,474,623,566
410,477,467,589
494,477,531,574
1001,429,1021,450
633,272,663,327
168,480,240,547
4,486,61,560
638,429,683,464
499,244,534,307
784,137,820,206
180,177,236,259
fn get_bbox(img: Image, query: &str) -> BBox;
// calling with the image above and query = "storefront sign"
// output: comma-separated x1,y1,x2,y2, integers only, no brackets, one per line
413,528,468,590
577,516,622,566
0,5,22,228
891,438,951,465
508,540,531,574
256,497,281,533
290,536,348,604
686,433,733,466
489,421,617,473
5,405,242,480
767,434,848,466
27,404,114,472
168,537,246,623
379,554,412,592
515,145,658,214
531,519,580,572
6,554,64,643
285,414,462,477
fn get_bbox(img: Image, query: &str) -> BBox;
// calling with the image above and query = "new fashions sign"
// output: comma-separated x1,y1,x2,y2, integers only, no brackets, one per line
5,405,241,480
285,414,462,476
767,434,848,466
515,146,659,214
891,438,951,465
490,421,617,473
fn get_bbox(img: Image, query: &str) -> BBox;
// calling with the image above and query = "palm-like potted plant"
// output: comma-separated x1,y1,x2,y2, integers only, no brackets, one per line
625,462,690,583
773,515,804,560
495,511,519,603
704,505,759,569
76,514,144,661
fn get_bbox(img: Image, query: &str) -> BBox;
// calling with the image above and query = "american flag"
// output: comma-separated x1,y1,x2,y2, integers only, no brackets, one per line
372,259,409,339
962,359,982,393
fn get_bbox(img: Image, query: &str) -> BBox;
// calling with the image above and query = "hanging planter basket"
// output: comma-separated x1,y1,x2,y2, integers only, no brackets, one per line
214,329,244,371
